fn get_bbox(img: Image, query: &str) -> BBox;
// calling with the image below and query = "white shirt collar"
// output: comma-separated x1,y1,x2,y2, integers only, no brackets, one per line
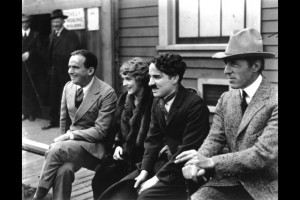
240,74,262,103
22,28,30,37
77,76,94,99
55,27,64,36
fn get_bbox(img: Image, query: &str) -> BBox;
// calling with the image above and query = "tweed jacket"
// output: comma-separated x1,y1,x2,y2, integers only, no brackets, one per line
60,77,117,160
49,27,80,69
198,78,278,200
141,84,210,183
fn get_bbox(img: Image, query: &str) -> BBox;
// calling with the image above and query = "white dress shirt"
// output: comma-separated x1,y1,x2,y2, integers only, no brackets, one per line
22,28,30,37
240,74,262,104
76,76,94,100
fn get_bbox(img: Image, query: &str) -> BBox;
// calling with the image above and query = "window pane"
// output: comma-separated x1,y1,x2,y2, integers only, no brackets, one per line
203,84,229,106
179,0,199,37
246,0,261,31
222,0,245,36
199,0,221,37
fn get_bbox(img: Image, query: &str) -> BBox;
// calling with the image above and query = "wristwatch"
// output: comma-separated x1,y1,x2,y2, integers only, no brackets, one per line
69,132,74,140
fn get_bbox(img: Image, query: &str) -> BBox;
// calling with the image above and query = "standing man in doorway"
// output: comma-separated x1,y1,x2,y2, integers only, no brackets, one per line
175,28,278,200
42,9,81,130
22,14,42,121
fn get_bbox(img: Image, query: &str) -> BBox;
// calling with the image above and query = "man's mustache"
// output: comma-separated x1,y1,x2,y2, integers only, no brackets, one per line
150,84,158,89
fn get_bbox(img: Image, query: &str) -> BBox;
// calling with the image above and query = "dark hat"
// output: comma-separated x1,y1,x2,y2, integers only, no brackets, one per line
98,179,138,200
22,14,32,22
212,28,275,59
50,9,68,20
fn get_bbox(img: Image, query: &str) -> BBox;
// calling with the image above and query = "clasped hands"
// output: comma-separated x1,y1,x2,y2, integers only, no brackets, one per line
49,131,71,149
174,150,214,182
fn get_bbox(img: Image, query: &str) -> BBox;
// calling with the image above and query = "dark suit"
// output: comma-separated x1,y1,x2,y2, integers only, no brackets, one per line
37,77,117,200
48,27,80,124
191,78,278,200
22,30,44,117
101,85,210,200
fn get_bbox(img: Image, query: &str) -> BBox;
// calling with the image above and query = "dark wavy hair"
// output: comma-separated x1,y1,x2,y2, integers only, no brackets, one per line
71,49,98,74
119,57,150,86
150,53,187,83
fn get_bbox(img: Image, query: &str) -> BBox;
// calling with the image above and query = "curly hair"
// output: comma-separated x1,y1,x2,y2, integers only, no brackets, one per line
119,57,150,86
150,53,187,83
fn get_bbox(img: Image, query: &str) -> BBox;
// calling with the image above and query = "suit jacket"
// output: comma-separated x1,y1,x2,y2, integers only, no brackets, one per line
22,30,43,74
49,27,80,69
141,84,210,183
198,78,278,200
60,77,117,160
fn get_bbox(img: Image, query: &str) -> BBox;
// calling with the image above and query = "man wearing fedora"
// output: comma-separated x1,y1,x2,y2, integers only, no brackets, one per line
42,9,81,130
22,14,43,121
175,27,278,200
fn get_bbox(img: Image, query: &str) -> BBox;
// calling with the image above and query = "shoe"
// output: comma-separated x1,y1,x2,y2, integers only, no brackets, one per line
42,122,58,130
29,115,36,121
22,114,29,121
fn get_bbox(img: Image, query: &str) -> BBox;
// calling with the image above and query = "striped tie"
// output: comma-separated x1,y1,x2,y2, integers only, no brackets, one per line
75,87,83,108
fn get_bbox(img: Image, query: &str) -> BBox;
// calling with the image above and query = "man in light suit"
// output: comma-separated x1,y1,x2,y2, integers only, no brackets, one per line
33,49,117,200
42,9,81,130
175,28,278,200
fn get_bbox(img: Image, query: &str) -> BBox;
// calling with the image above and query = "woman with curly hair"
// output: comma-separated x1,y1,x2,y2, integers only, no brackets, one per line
91,57,153,200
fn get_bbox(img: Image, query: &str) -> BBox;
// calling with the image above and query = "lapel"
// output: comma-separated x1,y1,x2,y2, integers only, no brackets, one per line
67,83,77,116
53,28,66,48
166,85,185,126
236,78,270,137
74,77,101,123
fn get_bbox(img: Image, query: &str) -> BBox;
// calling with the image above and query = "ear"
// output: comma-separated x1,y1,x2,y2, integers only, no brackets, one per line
252,60,261,73
171,75,179,84
88,67,95,76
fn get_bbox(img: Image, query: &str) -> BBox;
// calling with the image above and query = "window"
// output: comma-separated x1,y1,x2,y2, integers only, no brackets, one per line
176,0,261,44
158,0,261,49
198,78,230,113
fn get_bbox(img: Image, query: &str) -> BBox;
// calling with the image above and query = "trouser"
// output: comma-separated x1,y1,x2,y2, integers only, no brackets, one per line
100,169,188,200
191,185,254,200
48,66,69,124
92,158,131,200
37,140,100,200
22,63,38,116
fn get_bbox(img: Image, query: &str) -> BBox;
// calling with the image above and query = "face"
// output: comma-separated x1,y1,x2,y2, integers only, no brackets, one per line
121,74,144,96
51,18,64,31
68,55,94,87
148,63,178,98
22,21,30,30
224,59,260,89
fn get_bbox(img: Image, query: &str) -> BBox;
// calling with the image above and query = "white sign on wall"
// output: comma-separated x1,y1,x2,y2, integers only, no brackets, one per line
63,8,85,30
87,8,99,31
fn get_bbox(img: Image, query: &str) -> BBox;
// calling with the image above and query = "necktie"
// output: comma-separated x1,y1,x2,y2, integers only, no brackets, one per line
75,87,83,108
241,90,248,114
23,33,27,39
159,90,177,120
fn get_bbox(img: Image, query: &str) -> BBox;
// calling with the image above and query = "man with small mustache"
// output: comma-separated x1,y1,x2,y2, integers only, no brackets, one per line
98,53,210,200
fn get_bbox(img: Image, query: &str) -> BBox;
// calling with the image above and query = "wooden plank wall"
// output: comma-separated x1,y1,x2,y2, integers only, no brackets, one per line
118,0,159,94
117,0,278,92
261,0,278,84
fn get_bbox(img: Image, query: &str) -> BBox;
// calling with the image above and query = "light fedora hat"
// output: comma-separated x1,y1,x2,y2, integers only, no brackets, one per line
212,28,275,59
